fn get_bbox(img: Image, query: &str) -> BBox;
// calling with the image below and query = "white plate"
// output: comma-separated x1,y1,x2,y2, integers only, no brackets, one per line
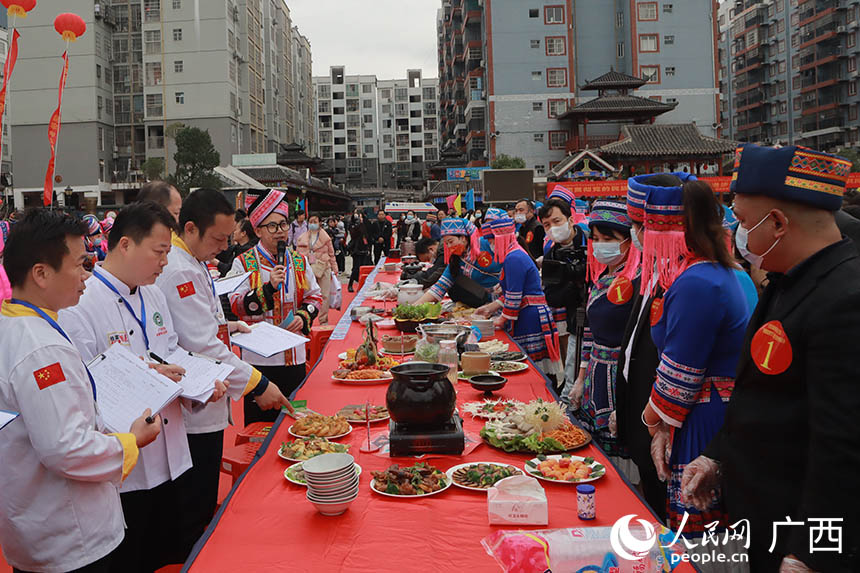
285,462,362,487
457,370,499,381
522,454,606,485
331,375,393,385
338,352,348,360
445,461,523,492
288,423,353,440
379,348,415,357
369,476,451,498
276,442,351,463
377,319,396,329
491,361,529,374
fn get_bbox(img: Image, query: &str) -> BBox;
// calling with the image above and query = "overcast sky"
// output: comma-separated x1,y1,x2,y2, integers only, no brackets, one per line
288,0,441,81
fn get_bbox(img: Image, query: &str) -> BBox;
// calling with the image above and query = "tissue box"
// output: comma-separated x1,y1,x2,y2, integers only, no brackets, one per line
488,475,548,525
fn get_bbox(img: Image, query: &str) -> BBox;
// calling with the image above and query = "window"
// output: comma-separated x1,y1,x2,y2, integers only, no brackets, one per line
779,60,786,74
664,35,674,45
144,30,161,55
850,33,857,49
532,101,544,111
851,105,859,122
637,2,658,21
779,101,787,114
662,3,672,13
363,114,373,124
617,42,625,59
144,0,160,22
146,93,163,117
616,11,624,28
546,37,566,56
793,97,801,111
362,99,373,109
534,133,544,143
362,83,373,94
544,5,565,24
422,87,435,100
548,99,567,118
531,39,541,49
529,8,539,18
173,0,181,8
173,28,183,42
547,68,567,87
96,64,101,80
851,81,858,97
665,66,675,76
174,60,183,73
851,57,858,73
534,165,546,175
365,145,374,153
532,71,543,80
175,91,185,104
639,34,659,52
145,62,162,86
779,80,786,94
383,149,393,159
640,65,660,83
97,96,103,120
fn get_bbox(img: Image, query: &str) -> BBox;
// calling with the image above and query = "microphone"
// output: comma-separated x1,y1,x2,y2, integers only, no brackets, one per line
277,240,287,267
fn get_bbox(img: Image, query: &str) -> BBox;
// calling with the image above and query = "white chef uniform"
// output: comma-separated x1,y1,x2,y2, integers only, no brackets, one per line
0,301,138,573
58,266,192,492
228,243,322,367
155,234,262,434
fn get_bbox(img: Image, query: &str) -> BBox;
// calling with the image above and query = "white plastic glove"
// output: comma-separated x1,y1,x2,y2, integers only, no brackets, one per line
569,376,585,410
680,455,721,511
649,423,672,483
608,410,618,437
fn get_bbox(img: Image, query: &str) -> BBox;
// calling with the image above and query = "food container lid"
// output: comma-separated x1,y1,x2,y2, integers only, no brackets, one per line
576,484,595,494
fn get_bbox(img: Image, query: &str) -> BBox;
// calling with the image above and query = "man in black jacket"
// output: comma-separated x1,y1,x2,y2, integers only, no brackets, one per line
683,144,860,572
370,210,392,263
515,199,545,261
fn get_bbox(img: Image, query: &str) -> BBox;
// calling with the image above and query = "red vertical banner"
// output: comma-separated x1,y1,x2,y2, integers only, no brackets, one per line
0,29,21,161
44,51,69,207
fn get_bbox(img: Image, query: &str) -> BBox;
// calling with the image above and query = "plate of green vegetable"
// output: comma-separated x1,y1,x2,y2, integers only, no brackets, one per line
446,462,522,491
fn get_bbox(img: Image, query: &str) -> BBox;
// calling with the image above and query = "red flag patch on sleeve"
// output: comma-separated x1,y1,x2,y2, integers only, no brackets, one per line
177,281,196,299
33,362,66,390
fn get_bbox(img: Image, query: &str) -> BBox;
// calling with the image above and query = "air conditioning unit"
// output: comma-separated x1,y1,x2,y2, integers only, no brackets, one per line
94,3,102,18
837,25,847,34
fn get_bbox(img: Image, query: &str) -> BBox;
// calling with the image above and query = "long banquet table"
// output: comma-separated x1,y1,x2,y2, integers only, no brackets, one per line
182,263,692,572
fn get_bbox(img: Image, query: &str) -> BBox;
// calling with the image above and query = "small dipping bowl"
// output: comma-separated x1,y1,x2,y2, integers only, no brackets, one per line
469,374,507,396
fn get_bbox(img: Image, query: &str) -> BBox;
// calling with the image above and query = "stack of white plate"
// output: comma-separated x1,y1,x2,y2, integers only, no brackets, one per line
471,319,494,339
302,453,360,516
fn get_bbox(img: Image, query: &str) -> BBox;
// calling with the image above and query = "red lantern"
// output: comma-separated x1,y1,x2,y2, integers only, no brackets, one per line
54,13,86,42
1,0,36,19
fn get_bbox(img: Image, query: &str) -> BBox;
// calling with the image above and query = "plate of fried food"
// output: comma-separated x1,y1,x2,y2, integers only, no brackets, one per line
337,404,390,423
491,360,529,374
446,462,523,492
277,437,351,462
370,462,451,497
331,368,394,384
523,454,606,484
288,414,353,439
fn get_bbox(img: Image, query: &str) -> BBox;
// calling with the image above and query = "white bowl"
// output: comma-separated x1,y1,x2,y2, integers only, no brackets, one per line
307,492,358,516
304,464,357,479
301,453,354,475
307,476,360,495
307,485,359,502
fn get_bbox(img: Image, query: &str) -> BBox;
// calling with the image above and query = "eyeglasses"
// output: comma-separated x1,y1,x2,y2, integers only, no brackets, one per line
262,221,289,233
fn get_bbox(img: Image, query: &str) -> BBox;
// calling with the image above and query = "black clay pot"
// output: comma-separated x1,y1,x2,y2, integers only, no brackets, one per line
386,363,456,426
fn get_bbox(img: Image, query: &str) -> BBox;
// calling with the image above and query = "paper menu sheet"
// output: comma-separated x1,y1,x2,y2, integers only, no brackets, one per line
164,349,235,402
89,344,184,433
0,410,19,432
214,271,253,296
229,321,310,358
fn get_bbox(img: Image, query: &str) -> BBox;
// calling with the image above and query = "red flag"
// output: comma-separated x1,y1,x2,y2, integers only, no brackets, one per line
33,362,66,390
44,51,69,207
0,29,20,161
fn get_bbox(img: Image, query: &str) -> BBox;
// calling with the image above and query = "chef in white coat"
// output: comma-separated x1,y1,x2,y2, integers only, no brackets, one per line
0,209,160,573
59,202,225,573
155,188,292,547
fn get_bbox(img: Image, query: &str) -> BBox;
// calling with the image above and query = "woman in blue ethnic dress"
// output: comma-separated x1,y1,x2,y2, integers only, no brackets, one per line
416,217,502,308
475,216,563,377
640,179,750,537
571,201,640,458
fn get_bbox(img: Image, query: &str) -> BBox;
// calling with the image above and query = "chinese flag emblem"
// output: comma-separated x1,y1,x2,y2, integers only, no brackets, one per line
177,281,196,298
33,362,66,390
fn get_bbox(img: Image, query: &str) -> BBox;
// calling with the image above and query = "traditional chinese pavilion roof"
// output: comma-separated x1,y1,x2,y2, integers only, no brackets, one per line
599,124,737,159
557,95,677,121
581,70,648,91
277,142,320,167
548,149,618,180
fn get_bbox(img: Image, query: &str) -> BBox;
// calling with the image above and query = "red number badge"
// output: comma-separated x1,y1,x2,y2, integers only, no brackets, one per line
649,298,664,326
607,276,634,305
750,320,792,375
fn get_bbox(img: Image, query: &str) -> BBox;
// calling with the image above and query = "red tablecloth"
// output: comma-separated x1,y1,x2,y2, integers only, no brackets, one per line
184,269,691,573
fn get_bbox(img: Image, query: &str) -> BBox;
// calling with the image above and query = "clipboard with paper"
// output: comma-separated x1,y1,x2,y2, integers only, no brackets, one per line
229,321,309,358
163,349,235,403
88,344,184,433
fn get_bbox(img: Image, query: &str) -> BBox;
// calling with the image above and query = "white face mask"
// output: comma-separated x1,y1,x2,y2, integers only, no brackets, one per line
308,223,319,231
475,211,482,218
514,213,527,224
593,239,628,265
630,227,643,251
549,222,571,243
735,212,784,269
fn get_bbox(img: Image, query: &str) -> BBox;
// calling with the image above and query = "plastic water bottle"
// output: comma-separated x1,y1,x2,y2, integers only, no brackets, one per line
438,340,459,386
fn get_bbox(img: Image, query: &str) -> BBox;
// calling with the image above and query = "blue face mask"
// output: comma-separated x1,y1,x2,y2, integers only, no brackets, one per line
308,223,320,231
592,239,628,265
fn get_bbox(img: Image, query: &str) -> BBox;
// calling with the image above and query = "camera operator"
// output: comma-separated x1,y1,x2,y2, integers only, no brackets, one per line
538,197,587,397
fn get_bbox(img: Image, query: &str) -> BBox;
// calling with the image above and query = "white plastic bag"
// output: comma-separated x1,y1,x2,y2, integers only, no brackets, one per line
330,271,342,310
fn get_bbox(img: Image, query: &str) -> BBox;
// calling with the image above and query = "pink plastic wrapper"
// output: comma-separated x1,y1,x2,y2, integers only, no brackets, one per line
481,525,684,573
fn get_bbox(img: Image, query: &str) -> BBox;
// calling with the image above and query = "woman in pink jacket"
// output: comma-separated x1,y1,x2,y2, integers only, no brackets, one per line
296,214,338,324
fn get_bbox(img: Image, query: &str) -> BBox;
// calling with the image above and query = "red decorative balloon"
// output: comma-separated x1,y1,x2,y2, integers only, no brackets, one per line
54,12,86,42
1,0,36,18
